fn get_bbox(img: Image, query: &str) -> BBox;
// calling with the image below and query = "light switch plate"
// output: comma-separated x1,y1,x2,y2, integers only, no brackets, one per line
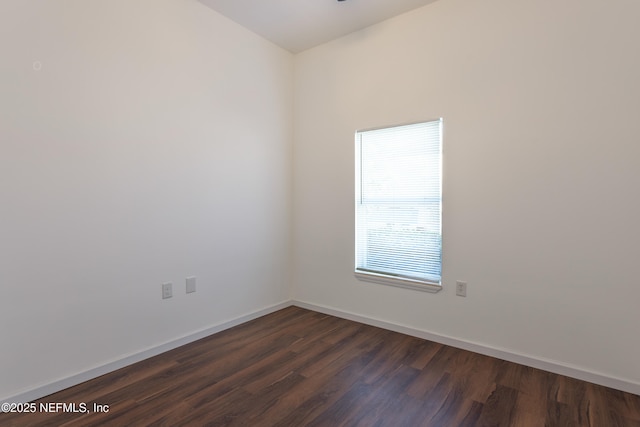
186,276,196,294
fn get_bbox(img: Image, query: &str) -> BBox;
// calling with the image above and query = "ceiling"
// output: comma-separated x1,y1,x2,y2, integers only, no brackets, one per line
198,0,439,54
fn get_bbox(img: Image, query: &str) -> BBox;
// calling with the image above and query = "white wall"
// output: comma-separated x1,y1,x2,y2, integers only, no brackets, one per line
293,0,640,387
3,0,640,402
0,0,293,400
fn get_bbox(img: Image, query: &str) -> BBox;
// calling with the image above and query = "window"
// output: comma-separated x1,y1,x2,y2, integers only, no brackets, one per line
355,120,442,292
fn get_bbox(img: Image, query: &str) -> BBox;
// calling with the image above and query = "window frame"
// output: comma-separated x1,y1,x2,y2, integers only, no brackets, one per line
354,119,443,293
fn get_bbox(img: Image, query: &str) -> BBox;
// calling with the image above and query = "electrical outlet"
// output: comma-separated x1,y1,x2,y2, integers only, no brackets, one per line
162,282,173,299
456,280,467,297
186,276,196,294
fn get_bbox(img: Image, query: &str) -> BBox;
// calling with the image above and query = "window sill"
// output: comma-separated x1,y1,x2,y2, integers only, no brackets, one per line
354,271,442,293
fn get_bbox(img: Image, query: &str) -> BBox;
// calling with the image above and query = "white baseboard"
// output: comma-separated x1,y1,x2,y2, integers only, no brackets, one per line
2,300,292,405
4,298,638,405
293,300,640,396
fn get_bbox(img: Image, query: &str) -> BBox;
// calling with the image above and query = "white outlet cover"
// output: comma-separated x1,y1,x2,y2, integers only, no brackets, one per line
162,282,173,299
456,280,467,297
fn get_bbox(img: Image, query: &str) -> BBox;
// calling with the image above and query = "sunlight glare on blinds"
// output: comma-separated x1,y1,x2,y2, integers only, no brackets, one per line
356,120,442,283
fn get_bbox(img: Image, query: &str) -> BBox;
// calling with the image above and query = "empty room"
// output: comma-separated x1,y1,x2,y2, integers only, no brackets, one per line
1,0,639,425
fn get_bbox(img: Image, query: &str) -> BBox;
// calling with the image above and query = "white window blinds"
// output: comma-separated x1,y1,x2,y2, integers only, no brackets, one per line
355,120,442,285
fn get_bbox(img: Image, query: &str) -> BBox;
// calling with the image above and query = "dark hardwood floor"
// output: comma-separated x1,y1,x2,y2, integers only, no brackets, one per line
2,306,640,426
